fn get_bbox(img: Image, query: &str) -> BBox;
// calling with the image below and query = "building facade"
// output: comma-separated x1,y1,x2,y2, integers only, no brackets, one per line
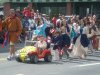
0,0,100,18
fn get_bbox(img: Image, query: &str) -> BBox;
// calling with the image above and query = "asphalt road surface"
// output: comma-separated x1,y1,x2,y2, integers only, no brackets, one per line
0,43,100,75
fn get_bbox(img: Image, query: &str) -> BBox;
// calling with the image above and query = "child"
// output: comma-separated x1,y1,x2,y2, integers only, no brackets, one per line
35,35,47,54
60,25,71,59
52,31,62,60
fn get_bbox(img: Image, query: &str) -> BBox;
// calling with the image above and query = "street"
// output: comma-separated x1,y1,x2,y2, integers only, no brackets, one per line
0,43,100,75
0,0,100,75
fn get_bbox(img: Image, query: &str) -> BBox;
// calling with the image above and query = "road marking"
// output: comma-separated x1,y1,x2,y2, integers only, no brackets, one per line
0,58,7,61
73,63,100,67
15,74,24,75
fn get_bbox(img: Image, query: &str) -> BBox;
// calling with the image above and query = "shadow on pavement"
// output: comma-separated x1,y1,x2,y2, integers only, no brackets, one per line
36,61,63,65
61,50,100,64
20,60,63,65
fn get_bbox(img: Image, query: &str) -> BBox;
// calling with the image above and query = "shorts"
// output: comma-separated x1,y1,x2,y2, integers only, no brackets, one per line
10,41,15,46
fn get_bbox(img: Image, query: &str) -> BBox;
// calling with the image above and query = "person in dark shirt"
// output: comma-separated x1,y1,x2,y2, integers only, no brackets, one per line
52,31,62,60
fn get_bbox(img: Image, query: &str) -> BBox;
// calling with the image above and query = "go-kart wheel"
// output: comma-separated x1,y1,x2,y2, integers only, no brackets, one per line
44,54,52,62
16,56,22,62
30,55,38,63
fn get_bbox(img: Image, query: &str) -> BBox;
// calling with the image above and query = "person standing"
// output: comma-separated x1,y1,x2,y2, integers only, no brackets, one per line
0,17,4,45
2,9,22,60
52,31,62,60
60,25,71,59
72,21,90,59
90,20,99,50
52,15,57,28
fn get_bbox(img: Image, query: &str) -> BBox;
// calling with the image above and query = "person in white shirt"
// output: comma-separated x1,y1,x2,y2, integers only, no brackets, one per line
72,22,90,59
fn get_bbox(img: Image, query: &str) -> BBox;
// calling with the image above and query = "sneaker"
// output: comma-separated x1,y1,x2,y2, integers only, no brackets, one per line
7,56,15,61
7,56,12,61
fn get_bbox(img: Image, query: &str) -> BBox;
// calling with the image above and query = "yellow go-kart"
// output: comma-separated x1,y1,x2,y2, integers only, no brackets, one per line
16,46,52,63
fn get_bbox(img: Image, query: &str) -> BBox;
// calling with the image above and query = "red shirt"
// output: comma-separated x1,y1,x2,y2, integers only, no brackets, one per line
52,17,57,25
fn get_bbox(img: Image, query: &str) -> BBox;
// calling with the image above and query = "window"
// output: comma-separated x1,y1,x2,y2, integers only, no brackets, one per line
9,0,13,2
24,0,27,2
31,0,34,2
46,0,50,2
17,0,20,2
96,0,100,1
38,0,42,2
79,0,83,2
88,0,92,1
70,0,73,2
62,0,66,2
54,0,57,2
